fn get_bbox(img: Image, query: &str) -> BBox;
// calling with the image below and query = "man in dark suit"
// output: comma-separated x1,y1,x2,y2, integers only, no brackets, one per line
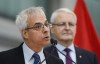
45,8,98,64
0,7,63,64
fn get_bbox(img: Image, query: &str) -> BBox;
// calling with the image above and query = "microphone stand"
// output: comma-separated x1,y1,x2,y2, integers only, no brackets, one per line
41,38,77,64
51,38,77,64
55,47,77,64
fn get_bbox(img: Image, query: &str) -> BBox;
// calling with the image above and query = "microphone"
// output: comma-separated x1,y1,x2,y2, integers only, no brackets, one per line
50,38,57,46
50,38,77,64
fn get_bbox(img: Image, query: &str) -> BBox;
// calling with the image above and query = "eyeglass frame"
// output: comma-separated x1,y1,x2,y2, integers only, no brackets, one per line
51,22,76,27
25,21,51,31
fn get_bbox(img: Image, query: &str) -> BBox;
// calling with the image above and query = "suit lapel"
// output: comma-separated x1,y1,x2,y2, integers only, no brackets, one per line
51,46,59,58
43,50,64,64
75,47,85,64
43,51,49,64
14,44,25,64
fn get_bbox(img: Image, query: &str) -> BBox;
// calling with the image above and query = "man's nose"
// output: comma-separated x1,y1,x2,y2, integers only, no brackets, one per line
65,23,70,29
43,25,50,33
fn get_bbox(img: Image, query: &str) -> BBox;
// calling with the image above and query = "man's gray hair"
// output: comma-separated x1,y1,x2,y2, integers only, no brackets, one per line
50,8,77,23
15,7,45,31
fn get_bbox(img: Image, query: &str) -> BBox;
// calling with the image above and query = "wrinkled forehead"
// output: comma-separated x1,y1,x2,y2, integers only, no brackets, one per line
56,11,75,19
31,10,46,19
28,12,47,25
55,12,76,23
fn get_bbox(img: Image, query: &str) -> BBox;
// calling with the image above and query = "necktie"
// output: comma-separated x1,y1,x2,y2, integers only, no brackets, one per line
64,48,72,64
33,53,41,64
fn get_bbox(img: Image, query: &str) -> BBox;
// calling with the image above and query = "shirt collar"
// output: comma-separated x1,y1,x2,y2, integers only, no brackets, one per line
22,43,45,62
38,49,45,62
23,43,34,62
68,43,75,52
56,43,75,52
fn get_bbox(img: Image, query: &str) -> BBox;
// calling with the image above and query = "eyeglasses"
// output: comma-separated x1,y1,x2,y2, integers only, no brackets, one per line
25,22,50,31
52,22,76,27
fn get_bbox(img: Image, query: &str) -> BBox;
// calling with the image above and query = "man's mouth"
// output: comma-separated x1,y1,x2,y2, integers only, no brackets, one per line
45,36,50,38
63,31,72,35
63,32,72,35
44,36,50,40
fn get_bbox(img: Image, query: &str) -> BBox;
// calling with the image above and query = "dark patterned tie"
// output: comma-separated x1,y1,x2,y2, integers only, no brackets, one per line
33,53,41,64
64,48,72,64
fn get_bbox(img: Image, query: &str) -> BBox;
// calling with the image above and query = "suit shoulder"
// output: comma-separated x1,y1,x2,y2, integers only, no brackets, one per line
49,54,64,64
0,47,17,55
0,45,22,57
44,45,54,53
76,47,98,61
76,47,99,63
76,47,96,56
44,50,63,64
0,44,25,64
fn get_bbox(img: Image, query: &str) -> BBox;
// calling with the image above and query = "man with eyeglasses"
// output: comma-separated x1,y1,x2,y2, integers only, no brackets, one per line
45,8,98,64
0,7,63,64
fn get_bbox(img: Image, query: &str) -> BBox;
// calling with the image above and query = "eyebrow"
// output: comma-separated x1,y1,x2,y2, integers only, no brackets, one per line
34,20,48,25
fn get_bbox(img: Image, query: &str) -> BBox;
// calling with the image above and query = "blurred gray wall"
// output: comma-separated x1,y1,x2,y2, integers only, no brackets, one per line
0,0,100,51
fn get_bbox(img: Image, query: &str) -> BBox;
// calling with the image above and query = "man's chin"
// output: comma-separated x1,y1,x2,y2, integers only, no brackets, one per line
61,37,73,41
43,42,50,47
63,36,73,39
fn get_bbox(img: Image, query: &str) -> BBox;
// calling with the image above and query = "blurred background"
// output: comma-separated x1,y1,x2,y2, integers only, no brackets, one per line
0,0,100,51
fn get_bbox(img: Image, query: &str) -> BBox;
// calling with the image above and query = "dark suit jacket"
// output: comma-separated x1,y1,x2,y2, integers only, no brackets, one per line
0,44,63,64
44,45,99,64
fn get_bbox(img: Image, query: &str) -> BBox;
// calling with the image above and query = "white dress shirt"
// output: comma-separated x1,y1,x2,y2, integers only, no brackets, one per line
56,43,76,64
22,43,46,64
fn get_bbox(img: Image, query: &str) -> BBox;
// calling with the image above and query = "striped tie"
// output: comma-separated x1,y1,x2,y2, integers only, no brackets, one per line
33,53,41,64
64,48,72,64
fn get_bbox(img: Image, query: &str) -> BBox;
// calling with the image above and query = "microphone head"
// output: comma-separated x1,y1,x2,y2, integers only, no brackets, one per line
50,38,57,45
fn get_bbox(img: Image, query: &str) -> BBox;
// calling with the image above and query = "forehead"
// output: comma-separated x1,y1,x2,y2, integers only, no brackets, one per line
28,13,47,25
55,12,76,23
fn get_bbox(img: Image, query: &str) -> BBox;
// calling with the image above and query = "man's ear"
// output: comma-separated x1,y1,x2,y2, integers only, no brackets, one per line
21,30,28,39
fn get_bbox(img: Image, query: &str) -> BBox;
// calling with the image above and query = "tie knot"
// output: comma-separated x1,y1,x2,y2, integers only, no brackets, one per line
33,53,41,64
64,48,71,54
33,53,40,59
